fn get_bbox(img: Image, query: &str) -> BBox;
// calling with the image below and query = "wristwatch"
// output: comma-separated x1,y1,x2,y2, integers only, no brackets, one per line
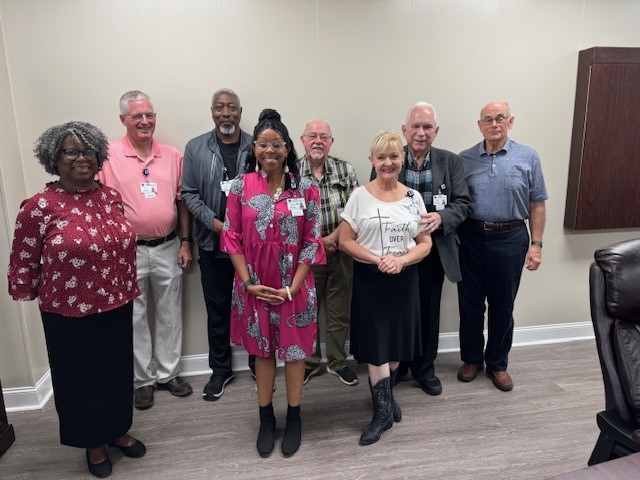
530,240,543,248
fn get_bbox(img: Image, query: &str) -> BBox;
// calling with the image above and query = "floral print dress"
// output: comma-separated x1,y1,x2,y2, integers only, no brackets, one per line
221,171,326,361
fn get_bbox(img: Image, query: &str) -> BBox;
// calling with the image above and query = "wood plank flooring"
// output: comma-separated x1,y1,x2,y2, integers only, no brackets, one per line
0,340,605,480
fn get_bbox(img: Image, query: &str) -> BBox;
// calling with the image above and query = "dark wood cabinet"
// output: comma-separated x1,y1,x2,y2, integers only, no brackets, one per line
0,378,15,455
564,47,640,230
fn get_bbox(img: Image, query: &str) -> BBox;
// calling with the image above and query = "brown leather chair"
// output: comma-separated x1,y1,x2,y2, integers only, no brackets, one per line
588,238,640,465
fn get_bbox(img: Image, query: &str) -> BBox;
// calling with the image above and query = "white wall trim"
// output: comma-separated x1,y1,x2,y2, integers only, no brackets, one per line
5,369,53,413
4,321,594,412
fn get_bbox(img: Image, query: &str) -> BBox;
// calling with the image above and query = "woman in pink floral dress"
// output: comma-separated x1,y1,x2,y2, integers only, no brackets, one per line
221,109,325,458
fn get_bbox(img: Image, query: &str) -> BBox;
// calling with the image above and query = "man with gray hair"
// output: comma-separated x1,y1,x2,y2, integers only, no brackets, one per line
378,102,471,396
298,119,360,386
181,88,253,400
99,90,194,410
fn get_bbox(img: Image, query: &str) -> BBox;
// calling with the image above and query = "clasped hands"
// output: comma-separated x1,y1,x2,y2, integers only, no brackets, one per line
377,255,405,275
246,284,290,305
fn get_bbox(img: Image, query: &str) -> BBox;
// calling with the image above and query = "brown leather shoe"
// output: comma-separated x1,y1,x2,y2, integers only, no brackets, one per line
487,370,513,392
157,377,193,397
457,363,483,382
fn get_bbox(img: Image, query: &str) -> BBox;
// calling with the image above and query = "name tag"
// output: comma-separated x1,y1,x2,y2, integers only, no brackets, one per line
220,180,233,197
433,194,447,211
409,201,420,221
287,198,306,217
140,182,158,198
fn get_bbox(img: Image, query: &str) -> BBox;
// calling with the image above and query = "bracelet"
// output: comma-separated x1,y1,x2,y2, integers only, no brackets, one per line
530,240,543,248
285,286,292,301
180,236,192,243
242,279,253,291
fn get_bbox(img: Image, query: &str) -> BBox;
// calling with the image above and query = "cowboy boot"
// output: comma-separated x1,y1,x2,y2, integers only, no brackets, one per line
360,377,393,446
389,368,402,422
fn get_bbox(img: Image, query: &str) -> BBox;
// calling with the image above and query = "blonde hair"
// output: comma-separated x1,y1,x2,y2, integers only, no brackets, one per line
369,131,404,157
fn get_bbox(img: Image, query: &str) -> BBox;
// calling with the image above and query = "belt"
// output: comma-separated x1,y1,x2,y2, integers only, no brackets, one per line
137,231,177,247
468,219,525,231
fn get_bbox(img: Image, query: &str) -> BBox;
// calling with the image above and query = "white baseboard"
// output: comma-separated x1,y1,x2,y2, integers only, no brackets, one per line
4,321,594,412
4,370,53,413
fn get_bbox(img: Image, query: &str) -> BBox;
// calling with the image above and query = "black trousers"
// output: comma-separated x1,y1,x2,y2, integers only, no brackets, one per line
401,242,445,382
457,221,528,372
198,249,254,375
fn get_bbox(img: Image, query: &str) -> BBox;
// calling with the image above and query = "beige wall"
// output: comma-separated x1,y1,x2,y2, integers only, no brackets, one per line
1,0,639,389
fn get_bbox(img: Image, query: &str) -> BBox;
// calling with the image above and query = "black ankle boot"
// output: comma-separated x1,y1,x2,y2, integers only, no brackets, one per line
257,404,276,457
281,404,302,457
360,377,393,446
389,369,402,422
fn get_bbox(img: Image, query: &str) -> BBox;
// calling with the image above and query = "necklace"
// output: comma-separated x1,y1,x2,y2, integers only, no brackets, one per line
269,172,285,200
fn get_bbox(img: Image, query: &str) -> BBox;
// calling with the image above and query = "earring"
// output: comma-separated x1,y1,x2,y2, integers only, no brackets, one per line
284,164,290,173
255,163,259,172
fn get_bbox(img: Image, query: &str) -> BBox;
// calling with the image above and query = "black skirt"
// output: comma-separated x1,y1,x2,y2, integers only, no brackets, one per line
41,302,134,448
350,261,422,365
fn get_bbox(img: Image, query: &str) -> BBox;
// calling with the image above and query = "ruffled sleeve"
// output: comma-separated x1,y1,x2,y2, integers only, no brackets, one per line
298,178,326,266
220,175,245,255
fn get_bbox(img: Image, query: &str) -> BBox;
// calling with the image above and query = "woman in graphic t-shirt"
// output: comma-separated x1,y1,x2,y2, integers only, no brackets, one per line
339,131,432,446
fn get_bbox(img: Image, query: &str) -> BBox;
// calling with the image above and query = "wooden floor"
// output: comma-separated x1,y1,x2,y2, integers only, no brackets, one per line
0,340,604,480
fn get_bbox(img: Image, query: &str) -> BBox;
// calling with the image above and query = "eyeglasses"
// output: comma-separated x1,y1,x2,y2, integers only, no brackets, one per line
303,133,333,142
127,112,157,121
480,115,510,125
62,148,97,160
254,141,287,150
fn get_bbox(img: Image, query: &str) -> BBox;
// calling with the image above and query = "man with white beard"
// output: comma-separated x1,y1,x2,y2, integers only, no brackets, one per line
181,88,253,401
298,119,360,386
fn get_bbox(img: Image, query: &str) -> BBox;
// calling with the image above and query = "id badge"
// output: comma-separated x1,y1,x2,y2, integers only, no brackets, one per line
409,201,421,221
140,182,158,199
287,198,306,217
220,180,233,197
433,194,447,211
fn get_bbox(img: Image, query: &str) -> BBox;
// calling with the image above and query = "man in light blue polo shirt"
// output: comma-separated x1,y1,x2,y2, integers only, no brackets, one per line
457,101,547,392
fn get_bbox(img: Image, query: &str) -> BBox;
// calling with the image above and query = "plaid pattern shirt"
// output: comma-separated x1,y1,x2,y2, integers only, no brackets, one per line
298,155,360,237
404,149,433,209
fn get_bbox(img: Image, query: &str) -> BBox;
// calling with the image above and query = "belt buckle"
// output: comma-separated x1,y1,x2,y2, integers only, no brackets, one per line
483,222,492,231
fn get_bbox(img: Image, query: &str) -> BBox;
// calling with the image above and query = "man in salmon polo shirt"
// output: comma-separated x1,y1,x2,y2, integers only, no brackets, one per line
99,90,193,410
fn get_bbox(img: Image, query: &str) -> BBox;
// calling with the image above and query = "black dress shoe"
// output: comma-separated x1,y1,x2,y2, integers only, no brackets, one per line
418,376,443,396
157,377,193,397
86,449,112,478
109,439,146,458
134,385,154,410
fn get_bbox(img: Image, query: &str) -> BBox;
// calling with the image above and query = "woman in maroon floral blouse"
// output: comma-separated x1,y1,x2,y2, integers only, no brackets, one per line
7,121,145,478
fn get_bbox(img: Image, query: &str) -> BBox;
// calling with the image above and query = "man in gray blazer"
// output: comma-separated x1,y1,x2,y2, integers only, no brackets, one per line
375,102,471,395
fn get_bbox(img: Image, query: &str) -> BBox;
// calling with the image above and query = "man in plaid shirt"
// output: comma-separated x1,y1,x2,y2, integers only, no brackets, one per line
298,119,360,386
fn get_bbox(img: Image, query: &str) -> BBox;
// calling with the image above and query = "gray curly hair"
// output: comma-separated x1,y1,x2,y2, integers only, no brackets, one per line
33,121,109,176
